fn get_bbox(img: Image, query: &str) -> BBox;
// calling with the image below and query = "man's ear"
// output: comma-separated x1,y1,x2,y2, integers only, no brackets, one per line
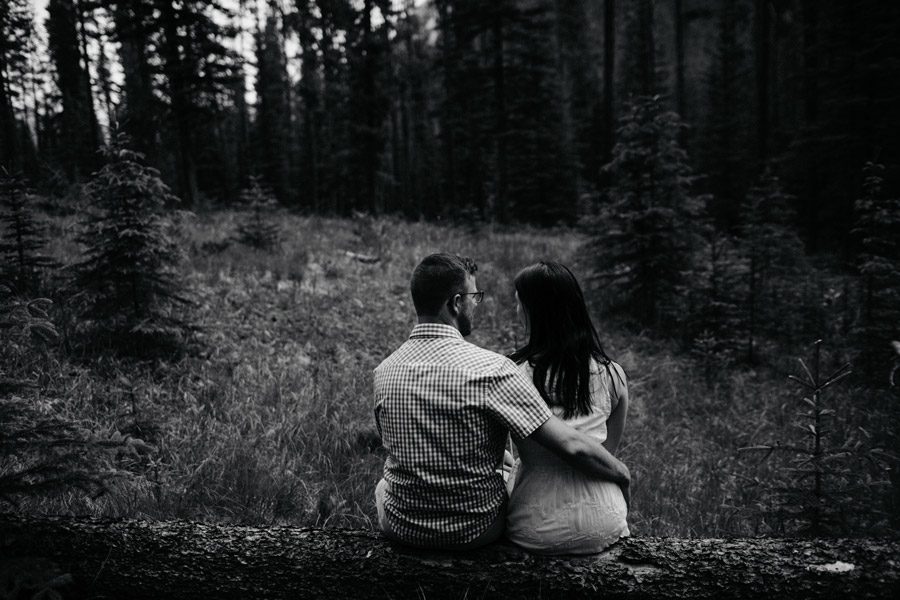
447,293,461,316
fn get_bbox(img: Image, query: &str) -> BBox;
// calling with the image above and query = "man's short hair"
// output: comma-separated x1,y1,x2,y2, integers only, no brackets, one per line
410,253,478,316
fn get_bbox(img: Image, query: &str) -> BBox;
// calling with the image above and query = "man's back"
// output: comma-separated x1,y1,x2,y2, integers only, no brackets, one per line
374,323,550,547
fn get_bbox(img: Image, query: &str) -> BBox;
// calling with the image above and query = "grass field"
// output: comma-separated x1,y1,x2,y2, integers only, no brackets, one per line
16,211,895,537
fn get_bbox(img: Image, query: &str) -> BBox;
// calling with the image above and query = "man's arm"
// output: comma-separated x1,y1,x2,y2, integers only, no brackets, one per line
528,415,630,485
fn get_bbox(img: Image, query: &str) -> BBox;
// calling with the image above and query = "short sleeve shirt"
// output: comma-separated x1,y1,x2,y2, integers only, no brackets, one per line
373,324,552,546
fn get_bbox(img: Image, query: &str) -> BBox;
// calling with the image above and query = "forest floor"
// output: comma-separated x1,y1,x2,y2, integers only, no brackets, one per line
19,211,893,537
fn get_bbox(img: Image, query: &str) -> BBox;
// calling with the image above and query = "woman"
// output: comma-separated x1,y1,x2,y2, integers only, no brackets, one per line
505,261,630,554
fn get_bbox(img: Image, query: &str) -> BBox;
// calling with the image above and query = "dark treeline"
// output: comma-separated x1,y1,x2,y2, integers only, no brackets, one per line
0,0,897,245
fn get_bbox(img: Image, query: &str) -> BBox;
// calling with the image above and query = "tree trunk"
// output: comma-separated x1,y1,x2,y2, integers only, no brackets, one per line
754,0,770,162
160,2,199,206
674,0,685,118
437,0,458,214
0,59,19,172
602,0,615,167
2,515,897,600
114,0,155,162
801,0,819,251
638,0,655,96
46,0,99,180
492,7,508,224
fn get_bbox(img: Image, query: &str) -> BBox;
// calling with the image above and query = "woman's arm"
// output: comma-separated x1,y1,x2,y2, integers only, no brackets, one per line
603,362,628,454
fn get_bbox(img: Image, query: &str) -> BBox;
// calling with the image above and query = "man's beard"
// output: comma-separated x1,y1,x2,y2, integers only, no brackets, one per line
458,311,473,337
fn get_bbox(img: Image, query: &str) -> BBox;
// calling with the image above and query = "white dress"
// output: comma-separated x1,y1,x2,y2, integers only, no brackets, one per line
505,360,629,554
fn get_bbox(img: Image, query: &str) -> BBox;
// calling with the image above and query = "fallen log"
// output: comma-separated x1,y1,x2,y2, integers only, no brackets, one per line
1,515,897,599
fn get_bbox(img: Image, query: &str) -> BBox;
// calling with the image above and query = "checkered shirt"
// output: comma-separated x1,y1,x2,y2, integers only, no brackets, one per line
374,323,552,546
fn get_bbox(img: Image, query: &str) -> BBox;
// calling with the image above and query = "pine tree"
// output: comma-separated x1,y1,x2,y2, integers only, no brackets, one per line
689,227,747,373
69,135,191,356
852,162,900,383
0,0,33,174
255,6,292,204
0,171,57,294
107,0,159,163
702,0,752,229
503,0,579,225
311,0,356,215
621,0,656,99
148,0,241,205
347,0,393,215
434,0,578,225
738,167,807,363
46,0,100,181
741,341,859,535
587,95,705,332
235,174,280,250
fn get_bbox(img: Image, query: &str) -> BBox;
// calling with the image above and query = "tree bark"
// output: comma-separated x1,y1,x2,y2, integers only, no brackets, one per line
602,0,615,168
754,0,770,162
2,515,898,600
674,0,685,118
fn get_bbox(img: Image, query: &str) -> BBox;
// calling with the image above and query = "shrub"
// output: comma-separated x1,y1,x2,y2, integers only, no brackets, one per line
68,135,193,357
235,175,281,250
0,279,58,392
0,280,123,508
852,162,900,383
0,170,57,295
739,340,890,535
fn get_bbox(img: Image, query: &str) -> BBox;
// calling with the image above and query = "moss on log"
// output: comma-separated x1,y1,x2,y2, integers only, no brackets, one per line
1,515,898,599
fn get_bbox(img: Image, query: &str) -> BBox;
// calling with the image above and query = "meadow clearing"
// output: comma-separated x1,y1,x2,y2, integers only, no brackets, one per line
17,210,893,537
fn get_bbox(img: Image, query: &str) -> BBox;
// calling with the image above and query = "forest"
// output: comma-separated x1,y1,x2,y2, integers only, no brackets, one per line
1,0,899,540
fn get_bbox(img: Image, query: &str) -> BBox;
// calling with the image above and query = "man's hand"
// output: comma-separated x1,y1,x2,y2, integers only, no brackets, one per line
619,473,631,511
529,416,630,485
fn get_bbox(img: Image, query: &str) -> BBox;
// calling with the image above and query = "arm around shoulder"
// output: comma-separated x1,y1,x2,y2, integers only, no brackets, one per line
528,415,630,485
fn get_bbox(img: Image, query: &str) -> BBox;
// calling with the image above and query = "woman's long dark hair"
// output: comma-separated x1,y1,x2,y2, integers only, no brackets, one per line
509,261,612,418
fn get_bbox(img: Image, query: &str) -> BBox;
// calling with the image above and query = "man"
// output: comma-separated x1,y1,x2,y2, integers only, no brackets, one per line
374,253,630,549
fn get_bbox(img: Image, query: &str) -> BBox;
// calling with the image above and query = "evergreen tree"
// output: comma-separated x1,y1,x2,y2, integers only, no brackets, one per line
0,0,33,174
852,162,900,383
148,0,241,205
388,1,440,218
621,0,656,99
106,0,159,163
737,167,808,363
701,0,752,229
689,227,747,372
587,95,705,332
235,174,280,249
255,7,292,204
293,0,323,212
309,0,355,215
435,0,578,225
69,136,191,356
0,171,57,294
503,0,579,225
346,0,393,215
46,0,100,181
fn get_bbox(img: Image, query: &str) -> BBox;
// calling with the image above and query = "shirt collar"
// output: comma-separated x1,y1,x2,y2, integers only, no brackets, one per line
409,323,464,340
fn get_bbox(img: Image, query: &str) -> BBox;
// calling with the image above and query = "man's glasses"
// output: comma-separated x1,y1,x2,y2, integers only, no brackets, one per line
458,291,485,305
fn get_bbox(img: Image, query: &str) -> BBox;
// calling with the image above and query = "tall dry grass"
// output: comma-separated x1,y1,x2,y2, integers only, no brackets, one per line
16,212,894,536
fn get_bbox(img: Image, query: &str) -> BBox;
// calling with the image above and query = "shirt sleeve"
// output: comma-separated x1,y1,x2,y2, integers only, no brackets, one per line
484,359,552,440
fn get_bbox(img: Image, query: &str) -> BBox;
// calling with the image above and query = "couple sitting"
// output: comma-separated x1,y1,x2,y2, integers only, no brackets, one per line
373,254,631,554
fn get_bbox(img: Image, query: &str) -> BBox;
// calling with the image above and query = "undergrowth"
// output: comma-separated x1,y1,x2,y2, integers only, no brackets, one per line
9,212,896,536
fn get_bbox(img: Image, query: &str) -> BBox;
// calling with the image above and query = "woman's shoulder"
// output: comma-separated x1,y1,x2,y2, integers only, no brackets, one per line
590,358,625,379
